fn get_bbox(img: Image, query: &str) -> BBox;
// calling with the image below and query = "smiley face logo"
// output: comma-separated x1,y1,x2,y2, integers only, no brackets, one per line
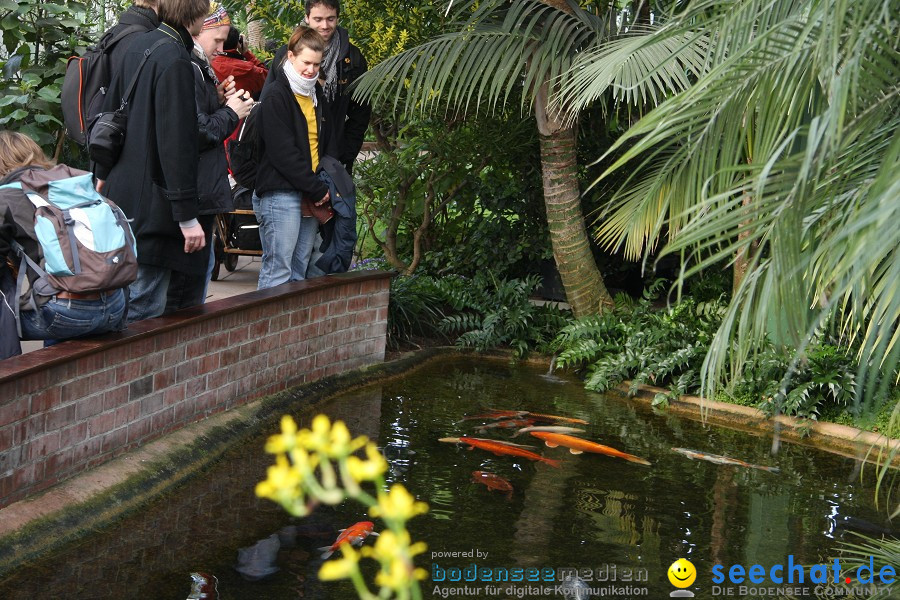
667,558,696,588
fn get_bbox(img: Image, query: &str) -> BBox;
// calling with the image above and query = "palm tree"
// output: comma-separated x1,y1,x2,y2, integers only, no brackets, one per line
352,0,698,316
574,0,898,428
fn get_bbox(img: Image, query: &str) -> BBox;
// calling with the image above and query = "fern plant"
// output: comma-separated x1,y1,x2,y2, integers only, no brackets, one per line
432,273,570,357
552,288,728,400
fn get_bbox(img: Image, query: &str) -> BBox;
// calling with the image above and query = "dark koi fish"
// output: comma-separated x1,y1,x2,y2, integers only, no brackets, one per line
471,471,514,499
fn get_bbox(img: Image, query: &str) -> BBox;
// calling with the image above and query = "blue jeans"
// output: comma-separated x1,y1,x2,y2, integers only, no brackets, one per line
21,289,126,345
128,263,206,325
253,190,322,289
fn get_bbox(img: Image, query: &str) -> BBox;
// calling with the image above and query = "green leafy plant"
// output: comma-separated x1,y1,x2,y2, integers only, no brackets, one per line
0,0,99,155
433,273,569,357
553,286,727,398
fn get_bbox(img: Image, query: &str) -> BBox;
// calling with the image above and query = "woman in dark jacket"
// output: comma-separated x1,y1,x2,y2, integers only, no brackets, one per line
252,26,332,290
178,5,252,305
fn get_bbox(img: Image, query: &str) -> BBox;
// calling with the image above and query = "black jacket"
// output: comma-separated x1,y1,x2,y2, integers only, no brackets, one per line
98,23,204,275
267,28,371,171
254,63,330,202
104,5,160,78
191,52,237,215
315,156,357,274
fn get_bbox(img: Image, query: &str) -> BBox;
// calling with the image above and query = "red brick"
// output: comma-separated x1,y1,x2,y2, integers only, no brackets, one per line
72,437,102,464
45,449,75,478
0,424,19,452
185,376,207,399
140,392,164,416
153,368,176,391
162,345,186,365
30,387,61,413
100,427,128,454
115,359,142,385
355,310,377,326
163,383,186,406
151,407,175,431
126,417,152,443
19,370,50,394
19,414,45,441
173,399,195,423
228,325,250,345
198,353,220,374
139,353,163,376
347,296,368,312
175,358,198,382
28,431,61,460
290,308,311,326
270,314,291,332
115,402,141,428
206,368,229,390
46,403,78,432
249,319,270,338
310,304,329,321
220,346,240,367
88,411,117,437
103,385,129,410
59,422,88,448
0,398,30,427
75,394,104,420
328,299,348,316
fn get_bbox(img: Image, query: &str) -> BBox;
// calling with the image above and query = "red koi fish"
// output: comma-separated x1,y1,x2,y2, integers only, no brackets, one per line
318,521,379,558
439,436,561,468
530,432,651,466
472,471,514,499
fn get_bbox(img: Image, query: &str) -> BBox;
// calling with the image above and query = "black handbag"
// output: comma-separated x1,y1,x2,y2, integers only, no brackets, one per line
88,38,169,168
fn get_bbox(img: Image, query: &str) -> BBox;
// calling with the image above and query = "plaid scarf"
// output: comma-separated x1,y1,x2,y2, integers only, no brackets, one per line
319,29,341,101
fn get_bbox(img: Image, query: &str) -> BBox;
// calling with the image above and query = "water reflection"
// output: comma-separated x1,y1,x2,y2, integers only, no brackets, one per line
0,358,892,600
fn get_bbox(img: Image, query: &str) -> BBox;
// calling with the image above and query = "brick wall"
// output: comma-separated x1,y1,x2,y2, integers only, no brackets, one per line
0,271,391,509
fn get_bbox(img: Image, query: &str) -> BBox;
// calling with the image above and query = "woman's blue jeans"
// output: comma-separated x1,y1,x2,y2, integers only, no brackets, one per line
253,190,322,289
20,288,127,346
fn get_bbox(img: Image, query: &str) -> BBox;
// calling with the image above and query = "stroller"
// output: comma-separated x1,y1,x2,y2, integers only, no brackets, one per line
211,183,262,280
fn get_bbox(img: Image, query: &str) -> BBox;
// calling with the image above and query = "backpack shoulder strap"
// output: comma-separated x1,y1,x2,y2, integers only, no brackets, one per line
118,37,175,109
96,23,145,52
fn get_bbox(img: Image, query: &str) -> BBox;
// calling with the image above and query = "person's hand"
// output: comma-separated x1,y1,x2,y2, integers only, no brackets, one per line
315,191,330,206
95,179,105,193
181,224,206,254
226,90,253,119
217,76,236,103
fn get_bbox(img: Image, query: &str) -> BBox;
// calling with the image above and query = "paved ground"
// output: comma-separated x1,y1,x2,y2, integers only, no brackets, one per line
21,256,261,355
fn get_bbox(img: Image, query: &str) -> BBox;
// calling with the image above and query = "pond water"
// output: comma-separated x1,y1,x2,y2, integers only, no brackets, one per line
0,357,893,599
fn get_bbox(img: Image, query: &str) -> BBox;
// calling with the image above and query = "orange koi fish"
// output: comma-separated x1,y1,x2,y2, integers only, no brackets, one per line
671,448,779,473
439,437,561,468
530,432,651,466
471,471,514,499
318,521,379,558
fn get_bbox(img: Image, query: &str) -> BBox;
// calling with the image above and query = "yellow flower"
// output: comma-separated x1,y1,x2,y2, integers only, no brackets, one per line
298,414,367,458
264,415,299,454
346,443,388,481
318,544,360,581
255,454,304,508
369,484,428,521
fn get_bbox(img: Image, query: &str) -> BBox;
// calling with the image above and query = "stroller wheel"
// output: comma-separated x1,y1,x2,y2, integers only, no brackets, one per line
224,253,239,272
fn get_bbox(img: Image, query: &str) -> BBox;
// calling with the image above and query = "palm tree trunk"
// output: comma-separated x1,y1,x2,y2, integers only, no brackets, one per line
535,84,613,317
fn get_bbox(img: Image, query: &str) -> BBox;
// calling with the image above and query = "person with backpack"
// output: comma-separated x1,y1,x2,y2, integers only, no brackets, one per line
0,132,127,349
94,0,211,324
62,0,159,148
253,26,333,290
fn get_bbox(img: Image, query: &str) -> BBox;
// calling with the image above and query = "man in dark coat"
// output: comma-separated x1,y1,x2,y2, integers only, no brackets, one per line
266,0,371,174
103,0,161,77
95,0,210,324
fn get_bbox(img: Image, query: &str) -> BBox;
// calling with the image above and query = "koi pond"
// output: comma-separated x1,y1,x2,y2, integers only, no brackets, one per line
0,357,893,599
